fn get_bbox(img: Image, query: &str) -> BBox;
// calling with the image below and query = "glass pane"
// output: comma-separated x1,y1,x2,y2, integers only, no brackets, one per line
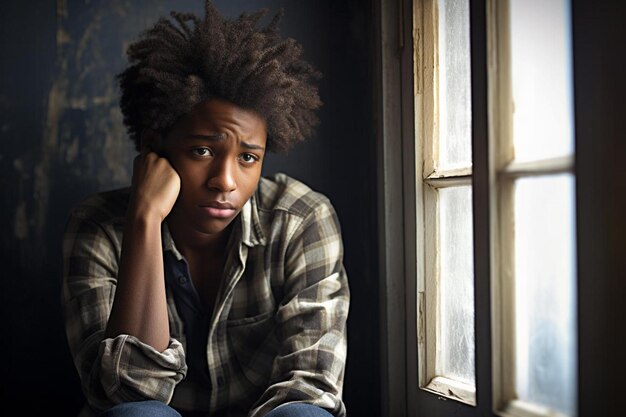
514,174,577,416
437,186,475,385
510,0,574,162
437,0,472,170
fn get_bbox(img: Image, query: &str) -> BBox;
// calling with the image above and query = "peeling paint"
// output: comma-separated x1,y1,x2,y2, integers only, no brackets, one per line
66,137,79,163
30,0,165,244
13,157,32,181
68,97,88,110
14,201,29,240
56,0,68,18
13,158,24,172
67,95,116,110
76,15,101,69
35,78,67,242
57,27,72,45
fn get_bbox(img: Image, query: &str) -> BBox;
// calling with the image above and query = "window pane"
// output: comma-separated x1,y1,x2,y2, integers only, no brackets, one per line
438,186,475,385
514,174,577,416
510,0,574,162
437,0,472,170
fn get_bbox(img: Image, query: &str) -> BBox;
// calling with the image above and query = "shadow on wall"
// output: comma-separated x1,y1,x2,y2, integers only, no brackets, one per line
0,1,379,415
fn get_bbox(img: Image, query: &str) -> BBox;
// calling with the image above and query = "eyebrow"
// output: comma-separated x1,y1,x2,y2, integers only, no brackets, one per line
186,134,265,151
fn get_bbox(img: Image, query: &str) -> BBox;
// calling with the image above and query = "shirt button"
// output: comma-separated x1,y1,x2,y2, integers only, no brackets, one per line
177,275,187,284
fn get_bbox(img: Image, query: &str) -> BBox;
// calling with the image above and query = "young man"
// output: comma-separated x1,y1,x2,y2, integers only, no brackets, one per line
61,2,349,417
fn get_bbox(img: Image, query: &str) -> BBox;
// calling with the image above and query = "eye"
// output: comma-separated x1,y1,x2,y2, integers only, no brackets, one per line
191,147,212,157
239,153,259,164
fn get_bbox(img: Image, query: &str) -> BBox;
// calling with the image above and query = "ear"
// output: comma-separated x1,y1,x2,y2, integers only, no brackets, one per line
139,129,162,154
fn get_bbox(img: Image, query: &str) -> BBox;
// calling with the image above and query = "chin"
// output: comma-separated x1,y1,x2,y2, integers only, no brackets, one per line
193,218,235,236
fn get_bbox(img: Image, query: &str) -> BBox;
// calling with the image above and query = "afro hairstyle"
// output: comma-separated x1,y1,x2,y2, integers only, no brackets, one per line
117,0,323,153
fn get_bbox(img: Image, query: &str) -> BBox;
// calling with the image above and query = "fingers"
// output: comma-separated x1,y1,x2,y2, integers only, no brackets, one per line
129,147,181,221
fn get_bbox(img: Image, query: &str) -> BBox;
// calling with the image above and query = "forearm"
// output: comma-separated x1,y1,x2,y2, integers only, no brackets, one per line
105,209,170,352
250,271,349,417
251,200,350,417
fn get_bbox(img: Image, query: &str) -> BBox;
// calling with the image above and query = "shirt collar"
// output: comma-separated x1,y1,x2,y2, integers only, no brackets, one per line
162,193,266,257
240,192,266,247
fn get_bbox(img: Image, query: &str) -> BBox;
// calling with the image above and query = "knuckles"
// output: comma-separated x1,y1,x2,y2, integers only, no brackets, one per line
132,153,180,186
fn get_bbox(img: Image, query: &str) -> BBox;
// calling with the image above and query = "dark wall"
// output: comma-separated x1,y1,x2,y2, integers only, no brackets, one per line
0,1,379,416
573,1,626,416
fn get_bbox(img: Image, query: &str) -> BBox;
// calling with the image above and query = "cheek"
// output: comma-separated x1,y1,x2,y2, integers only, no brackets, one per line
177,166,208,195
241,170,262,193
175,160,205,180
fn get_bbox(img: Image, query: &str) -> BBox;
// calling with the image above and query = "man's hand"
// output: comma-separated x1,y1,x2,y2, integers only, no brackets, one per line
106,148,179,351
129,149,181,223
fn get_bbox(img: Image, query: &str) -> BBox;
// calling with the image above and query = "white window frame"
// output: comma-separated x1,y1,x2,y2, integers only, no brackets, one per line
414,0,476,406
487,1,576,416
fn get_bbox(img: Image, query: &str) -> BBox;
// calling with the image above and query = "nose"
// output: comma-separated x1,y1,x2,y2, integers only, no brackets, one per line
206,157,237,193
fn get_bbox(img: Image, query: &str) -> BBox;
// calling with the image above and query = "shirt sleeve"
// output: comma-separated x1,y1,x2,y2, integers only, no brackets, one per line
249,197,350,417
61,205,187,412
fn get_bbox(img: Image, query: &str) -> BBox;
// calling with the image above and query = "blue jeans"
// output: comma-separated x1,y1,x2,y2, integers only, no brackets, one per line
100,400,334,417
100,401,181,417
265,403,334,417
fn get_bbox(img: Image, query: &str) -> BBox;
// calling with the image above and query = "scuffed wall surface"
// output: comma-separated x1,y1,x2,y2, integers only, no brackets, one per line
1,1,192,413
1,1,379,416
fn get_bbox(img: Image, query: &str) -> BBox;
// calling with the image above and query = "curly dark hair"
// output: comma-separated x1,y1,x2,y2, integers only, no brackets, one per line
117,0,323,153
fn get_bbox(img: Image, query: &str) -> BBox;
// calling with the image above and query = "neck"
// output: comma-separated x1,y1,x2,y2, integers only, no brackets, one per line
167,216,233,259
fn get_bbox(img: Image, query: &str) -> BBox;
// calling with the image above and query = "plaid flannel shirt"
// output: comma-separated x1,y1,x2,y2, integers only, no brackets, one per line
61,173,350,417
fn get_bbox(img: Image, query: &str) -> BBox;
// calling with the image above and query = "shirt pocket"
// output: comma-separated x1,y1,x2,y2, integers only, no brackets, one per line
227,310,279,389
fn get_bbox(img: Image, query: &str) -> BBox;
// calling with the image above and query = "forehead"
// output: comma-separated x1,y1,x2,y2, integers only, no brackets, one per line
172,98,267,138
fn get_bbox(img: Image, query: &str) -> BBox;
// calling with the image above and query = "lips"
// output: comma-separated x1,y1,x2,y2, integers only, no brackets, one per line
204,201,235,210
199,201,236,219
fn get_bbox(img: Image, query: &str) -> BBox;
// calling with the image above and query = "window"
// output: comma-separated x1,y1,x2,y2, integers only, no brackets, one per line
376,0,580,416
493,1,577,415
415,0,476,405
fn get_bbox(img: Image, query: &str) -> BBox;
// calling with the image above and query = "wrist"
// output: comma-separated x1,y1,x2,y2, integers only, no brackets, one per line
126,200,164,225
